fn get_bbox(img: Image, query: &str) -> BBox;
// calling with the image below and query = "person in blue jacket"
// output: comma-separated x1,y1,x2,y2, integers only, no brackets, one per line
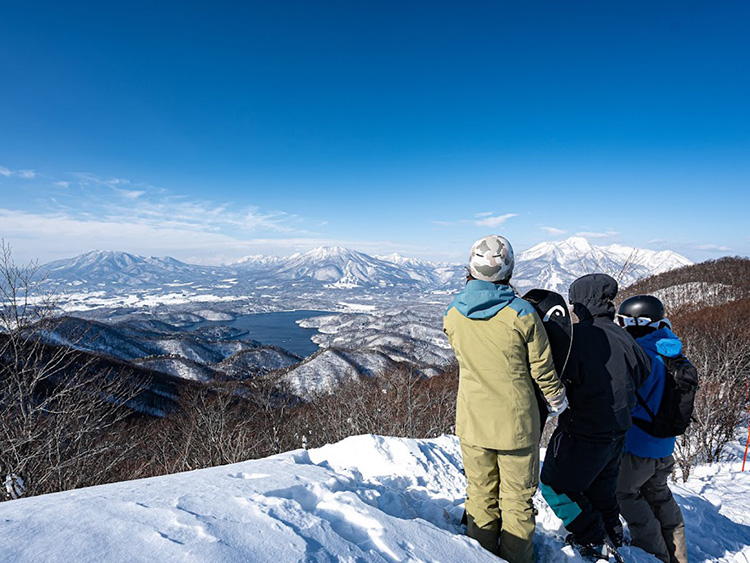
615,295,688,563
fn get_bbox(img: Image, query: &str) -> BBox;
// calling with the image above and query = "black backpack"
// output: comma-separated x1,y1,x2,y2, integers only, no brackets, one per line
633,354,699,438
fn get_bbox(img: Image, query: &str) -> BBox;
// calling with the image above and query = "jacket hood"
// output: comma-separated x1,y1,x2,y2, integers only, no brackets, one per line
568,273,618,321
448,280,516,319
637,327,683,358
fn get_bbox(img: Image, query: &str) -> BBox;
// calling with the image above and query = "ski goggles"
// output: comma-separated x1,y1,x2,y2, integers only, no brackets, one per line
615,315,672,330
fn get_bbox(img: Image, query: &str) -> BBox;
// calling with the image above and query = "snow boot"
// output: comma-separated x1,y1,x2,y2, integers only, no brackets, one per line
606,524,625,548
566,534,607,561
565,534,625,562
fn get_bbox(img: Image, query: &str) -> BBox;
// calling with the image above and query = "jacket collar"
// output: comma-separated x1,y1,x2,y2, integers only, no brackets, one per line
450,280,516,319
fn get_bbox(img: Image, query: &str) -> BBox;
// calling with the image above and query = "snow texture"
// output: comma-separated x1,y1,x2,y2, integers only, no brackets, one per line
1,434,749,563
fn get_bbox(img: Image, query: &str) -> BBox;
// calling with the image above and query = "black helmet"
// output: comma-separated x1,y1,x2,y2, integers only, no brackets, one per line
616,295,671,335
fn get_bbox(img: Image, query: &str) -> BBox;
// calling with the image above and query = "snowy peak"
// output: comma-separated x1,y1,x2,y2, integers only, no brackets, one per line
513,237,692,294
232,254,284,269
277,246,420,287
376,252,434,269
304,246,359,260
38,238,692,298
563,236,594,251
46,250,192,272
519,237,593,261
41,250,215,289
47,250,145,271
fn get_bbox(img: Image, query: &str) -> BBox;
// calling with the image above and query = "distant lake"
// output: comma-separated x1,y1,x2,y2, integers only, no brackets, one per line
194,310,332,357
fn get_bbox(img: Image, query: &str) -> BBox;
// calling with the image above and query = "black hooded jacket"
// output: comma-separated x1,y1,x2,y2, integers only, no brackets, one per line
557,274,651,442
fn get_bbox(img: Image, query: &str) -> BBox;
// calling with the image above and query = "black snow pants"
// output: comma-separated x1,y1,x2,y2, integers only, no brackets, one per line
540,428,624,546
616,453,687,563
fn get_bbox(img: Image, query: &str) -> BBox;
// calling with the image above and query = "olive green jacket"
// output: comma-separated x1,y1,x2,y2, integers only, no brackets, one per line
443,281,565,450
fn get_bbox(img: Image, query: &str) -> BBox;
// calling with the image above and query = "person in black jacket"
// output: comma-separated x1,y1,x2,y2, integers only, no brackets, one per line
540,274,651,559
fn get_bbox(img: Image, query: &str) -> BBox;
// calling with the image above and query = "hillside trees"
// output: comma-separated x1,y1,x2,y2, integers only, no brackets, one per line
620,257,750,313
294,362,457,448
615,257,750,480
0,242,141,499
671,298,750,480
146,374,300,475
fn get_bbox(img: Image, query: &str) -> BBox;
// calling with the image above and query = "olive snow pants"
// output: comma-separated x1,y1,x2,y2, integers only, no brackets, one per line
460,440,539,563
616,453,687,563
540,429,624,547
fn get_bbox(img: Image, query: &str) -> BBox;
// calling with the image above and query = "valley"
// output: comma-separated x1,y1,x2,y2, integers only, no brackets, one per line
36,237,693,399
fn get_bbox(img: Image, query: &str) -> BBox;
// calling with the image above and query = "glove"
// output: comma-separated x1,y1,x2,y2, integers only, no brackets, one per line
546,389,568,419
547,395,568,418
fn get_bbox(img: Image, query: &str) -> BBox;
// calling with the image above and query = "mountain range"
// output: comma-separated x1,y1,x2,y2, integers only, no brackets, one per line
40,237,692,299
32,238,696,397
512,237,692,294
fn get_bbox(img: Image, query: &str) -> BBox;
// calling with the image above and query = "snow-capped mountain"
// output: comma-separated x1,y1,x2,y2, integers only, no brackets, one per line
232,254,285,269
512,237,692,294
273,246,426,288
377,252,463,287
31,239,692,395
41,250,219,289
39,238,692,306
375,252,432,268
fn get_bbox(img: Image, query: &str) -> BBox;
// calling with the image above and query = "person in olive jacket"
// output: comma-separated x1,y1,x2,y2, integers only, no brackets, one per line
443,235,568,563
540,273,651,560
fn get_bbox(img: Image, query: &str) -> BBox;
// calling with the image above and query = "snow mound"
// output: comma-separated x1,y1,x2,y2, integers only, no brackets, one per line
1,435,750,562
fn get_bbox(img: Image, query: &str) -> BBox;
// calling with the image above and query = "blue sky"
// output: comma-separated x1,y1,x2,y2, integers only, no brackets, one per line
1,1,748,264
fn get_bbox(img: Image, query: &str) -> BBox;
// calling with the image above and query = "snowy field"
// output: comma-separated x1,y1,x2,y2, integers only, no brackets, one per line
1,434,749,562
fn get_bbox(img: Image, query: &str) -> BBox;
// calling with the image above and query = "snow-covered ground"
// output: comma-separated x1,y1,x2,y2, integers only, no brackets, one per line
2,434,749,562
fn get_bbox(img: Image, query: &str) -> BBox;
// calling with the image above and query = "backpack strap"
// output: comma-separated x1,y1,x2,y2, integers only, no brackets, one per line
634,389,657,422
633,353,670,422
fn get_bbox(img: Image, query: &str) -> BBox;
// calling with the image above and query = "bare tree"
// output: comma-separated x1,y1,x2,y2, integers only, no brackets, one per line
295,362,458,448
671,298,750,480
0,241,140,499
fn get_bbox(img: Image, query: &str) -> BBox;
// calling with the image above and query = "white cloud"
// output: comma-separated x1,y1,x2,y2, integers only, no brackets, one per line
575,230,619,239
474,213,518,228
0,207,437,265
0,165,37,178
0,167,446,264
114,188,145,200
0,167,317,263
696,244,731,251
541,226,566,236
72,172,132,188
434,212,519,229
0,207,295,262
32,171,301,238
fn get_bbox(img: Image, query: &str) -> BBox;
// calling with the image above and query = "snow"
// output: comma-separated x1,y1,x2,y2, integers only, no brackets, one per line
338,301,378,312
41,239,692,315
514,237,693,294
195,309,236,321
2,434,750,563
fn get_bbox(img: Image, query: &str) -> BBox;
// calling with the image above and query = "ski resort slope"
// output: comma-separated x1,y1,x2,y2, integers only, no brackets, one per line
1,434,749,562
